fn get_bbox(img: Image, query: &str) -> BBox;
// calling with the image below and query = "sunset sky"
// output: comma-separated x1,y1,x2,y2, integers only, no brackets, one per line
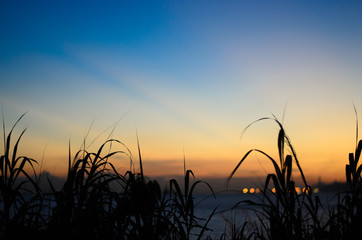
1,1,362,183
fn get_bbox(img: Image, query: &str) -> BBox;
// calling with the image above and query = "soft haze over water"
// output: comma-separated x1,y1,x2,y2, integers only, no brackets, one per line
1,1,362,182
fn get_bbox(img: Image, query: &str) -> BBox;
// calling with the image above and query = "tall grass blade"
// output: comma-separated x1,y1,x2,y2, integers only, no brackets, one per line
196,207,217,240
354,103,358,148
136,130,144,181
226,149,253,186
285,155,292,185
239,117,270,143
355,140,362,166
11,128,26,167
278,128,285,167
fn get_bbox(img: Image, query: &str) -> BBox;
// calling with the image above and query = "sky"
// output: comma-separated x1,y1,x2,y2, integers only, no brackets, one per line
1,0,362,183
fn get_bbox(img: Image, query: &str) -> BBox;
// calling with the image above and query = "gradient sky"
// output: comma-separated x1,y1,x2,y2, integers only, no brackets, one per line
1,1,362,183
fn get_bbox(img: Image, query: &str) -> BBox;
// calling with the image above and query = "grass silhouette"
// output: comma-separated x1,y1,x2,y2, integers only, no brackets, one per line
1,113,362,239
226,117,324,239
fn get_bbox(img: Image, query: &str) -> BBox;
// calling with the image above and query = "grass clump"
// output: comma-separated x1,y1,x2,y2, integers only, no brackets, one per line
225,112,362,240
330,108,362,239
0,113,39,238
227,117,322,239
0,114,217,240
169,169,216,240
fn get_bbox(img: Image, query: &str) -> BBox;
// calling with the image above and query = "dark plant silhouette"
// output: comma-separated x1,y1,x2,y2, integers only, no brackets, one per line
169,169,216,240
3,111,362,239
0,114,218,240
330,107,362,239
0,114,40,239
227,117,324,239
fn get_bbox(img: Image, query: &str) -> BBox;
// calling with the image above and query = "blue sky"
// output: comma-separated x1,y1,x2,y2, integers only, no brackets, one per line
1,1,362,181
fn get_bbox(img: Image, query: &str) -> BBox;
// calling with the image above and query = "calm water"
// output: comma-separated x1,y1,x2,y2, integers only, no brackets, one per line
193,192,339,238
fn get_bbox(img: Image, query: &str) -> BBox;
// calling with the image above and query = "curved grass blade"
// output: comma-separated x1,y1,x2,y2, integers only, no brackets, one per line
226,149,253,186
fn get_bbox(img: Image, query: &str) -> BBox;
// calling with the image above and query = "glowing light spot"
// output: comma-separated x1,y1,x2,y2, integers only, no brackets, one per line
243,188,248,194
272,188,276,193
250,188,255,194
302,187,310,193
255,188,260,194
313,188,319,193
295,187,301,194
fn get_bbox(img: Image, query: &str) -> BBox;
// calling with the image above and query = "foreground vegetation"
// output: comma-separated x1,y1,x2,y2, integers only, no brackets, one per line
1,114,362,239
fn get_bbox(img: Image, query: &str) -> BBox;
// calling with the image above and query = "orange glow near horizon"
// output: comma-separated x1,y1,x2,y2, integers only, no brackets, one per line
22,129,352,185
16,101,359,186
